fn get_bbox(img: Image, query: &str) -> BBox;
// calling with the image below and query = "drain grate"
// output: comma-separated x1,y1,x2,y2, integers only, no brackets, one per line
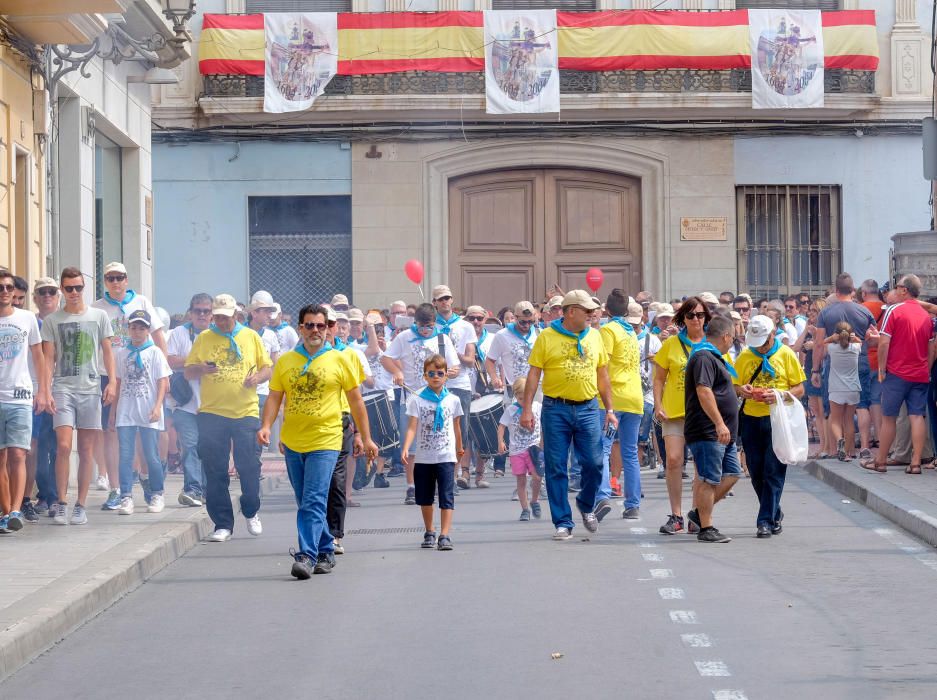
346,527,425,536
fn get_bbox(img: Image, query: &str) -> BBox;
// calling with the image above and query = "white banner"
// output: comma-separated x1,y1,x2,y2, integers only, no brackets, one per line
484,10,560,115
749,9,824,109
264,13,338,114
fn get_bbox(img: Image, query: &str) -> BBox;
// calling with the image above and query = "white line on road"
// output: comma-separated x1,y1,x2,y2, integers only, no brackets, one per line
712,691,748,700
650,568,674,578
874,527,937,573
695,660,731,677
681,633,712,647
630,527,648,534
669,610,699,624
638,541,657,548
642,552,663,561
658,587,685,599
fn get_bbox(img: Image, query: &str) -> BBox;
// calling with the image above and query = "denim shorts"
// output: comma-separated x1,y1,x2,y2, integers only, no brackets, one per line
0,402,33,449
868,373,882,406
688,440,742,486
414,462,455,509
881,373,929,417
857,355,872,410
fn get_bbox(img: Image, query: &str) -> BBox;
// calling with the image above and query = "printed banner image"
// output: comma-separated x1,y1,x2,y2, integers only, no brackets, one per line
264,13,339,113
484,10,560,115
749,9,824,109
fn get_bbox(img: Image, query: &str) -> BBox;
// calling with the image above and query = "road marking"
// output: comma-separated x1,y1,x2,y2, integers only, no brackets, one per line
874,527,937,573
638,541,657,548
669,610,699,624
642,552,663,561
713,691,748,700
649,568,673,578
695,660,731,677
658,587,685,599
630,527,648,534
681,632,712,647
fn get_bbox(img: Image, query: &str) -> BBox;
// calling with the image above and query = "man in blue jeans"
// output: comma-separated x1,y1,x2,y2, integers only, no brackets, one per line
521,290,616,541
682,315,740,543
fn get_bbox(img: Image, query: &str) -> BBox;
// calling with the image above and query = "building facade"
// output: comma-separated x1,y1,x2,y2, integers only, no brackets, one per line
151,0,931,314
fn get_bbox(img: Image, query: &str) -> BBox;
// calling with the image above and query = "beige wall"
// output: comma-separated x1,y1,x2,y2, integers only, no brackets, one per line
351,136,737,310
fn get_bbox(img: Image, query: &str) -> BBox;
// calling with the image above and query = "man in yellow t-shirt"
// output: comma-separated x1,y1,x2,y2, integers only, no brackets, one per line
733,314,806,539
521,290,616,540
258,303,377,579
184,294,272,543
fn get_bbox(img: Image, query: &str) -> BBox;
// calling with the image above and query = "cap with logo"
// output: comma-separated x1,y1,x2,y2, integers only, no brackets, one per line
104,262,127,276
514,301,536,317
625,300,644,324
212,294,238,317
33,276,58,292
561,290,600,311
745,314,775,347
127,309,152,327
432,285,453,301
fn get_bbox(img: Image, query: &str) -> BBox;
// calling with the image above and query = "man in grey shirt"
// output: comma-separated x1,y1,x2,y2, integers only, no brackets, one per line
41,267,115,526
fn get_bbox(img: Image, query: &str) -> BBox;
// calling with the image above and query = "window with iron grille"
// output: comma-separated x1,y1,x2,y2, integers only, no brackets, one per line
736,185,842,299
734,0,841,10
245,0,352,12
491,0,597,10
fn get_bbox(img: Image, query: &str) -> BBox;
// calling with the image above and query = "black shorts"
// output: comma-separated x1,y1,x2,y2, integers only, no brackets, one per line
414,462,455,510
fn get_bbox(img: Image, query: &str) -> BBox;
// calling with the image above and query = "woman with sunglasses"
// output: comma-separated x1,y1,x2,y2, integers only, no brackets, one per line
653,295,711,535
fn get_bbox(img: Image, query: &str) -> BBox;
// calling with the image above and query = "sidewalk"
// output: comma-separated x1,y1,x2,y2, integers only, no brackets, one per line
0,457,285,682
805,458,937,547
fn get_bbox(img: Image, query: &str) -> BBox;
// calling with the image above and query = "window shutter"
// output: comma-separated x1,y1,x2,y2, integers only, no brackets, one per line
245,0,352,12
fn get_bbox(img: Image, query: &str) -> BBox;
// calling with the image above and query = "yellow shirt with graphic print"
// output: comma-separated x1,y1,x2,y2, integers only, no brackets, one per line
337,348,366,414
528,326,608,402
654,334,693,420
733,344,806,418
185,327,272,419
599,321,644,415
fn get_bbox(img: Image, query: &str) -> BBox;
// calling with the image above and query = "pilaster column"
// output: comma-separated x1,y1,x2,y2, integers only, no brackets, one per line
891,0,928,98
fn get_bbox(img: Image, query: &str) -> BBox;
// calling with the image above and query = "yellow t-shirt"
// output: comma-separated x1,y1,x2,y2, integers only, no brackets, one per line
733,344,807,418
336,348,367,414
185,326,272,419
654,334,694,420
528,326,608,402
271,347,362,452
599,321,644,415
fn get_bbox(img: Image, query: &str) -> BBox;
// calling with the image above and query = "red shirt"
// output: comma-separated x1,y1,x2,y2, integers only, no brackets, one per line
879,301,933,383
862,300,885,369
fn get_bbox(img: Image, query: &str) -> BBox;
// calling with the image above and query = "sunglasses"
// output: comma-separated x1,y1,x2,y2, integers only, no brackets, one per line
425,370,446,378
435,296,452,302
0,284,15,293
516,318,534,325
302,322,329,331
784,305,796,311
37,288,58,297
63,285,84,293
733,306,750,312
104,275,127,283
191,308,212,315
466,316,485,322
686,312,707,320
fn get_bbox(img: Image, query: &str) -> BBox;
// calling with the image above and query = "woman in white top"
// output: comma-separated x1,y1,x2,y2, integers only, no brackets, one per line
825,321,861,462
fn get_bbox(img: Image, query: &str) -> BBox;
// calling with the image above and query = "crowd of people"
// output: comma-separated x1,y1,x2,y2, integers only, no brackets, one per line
2,264,934,578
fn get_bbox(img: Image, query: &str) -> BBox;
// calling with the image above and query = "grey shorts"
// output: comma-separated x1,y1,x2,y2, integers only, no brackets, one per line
52,392,103,430
0,402,33,450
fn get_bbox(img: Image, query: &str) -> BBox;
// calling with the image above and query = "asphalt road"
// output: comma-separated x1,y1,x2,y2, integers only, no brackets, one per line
4,467,937,700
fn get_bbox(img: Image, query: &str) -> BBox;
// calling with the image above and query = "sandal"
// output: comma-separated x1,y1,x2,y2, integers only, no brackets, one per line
922,459,936,470
836,439,849,462
809,452,831,460
860,457,887,473
906,464,923,475
886,458,908,467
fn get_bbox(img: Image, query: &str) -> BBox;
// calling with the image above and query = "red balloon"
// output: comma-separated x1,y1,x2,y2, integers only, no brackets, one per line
404,259,424,285
585,267,604,293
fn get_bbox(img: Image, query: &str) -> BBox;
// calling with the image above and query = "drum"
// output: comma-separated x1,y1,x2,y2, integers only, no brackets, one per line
364,391,399,454
469,393,504,457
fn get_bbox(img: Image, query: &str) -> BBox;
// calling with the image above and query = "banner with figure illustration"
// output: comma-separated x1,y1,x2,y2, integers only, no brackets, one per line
264,13,338,113
484,10,559,115
749,9,824,109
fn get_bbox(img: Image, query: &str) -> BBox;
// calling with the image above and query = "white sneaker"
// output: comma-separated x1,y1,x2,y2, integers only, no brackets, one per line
95,475,109,491
70,504,88,525
553,527,573,541
334,538,344,555
207,528,231,542
148,494,165,513
117,496,134,515
246,514,262,536
52,502,68,525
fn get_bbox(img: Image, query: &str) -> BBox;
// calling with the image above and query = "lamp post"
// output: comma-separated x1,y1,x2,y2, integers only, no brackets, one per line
160,0,198,43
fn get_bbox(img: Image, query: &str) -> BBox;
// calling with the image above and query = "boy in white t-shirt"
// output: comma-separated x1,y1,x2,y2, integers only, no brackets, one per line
111,310,172,515
402,354,463,551
497,377,543,522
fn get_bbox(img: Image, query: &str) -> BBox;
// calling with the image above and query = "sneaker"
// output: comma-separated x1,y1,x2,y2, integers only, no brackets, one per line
117,496,134,515
519,509,531,522
95,474,109,491
568,477,581,493
0,515,10,534
101,490,121,511
581,510,599,533
771,522,783,536
373,473,390,488
34,500,49,515
659,514,684,535
7,511,24,531
70,503,88,525
290,550,314,580
404,486,416,505
531,502,542,519
540,484,547,499
148,494,165,513
456,476,470,490
511,489,519,501
437,535,453,551
686,508,702,534
622,506,640,519
386,464,404,477
421,531,437,549
246,514,262,536
697,527,731,543
22,501,39,523
656,467,665,479
493,470,504,478
52,502,68,525
756,524,772,538
593,498,612,523
313,555,333,574
207,528,232,542
475,478,490,489
334,538,344,555
178,490,203,507
553,527,573,541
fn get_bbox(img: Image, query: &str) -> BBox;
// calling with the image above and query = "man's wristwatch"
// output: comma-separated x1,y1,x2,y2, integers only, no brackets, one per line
606,409,615,414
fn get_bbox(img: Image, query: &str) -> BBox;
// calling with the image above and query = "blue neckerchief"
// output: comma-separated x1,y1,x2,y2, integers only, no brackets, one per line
549,319,589,357
507,322,534,347
436,314,461,335
511,401,522,412
677,328,697,351
651,326,662,335
611,317,636,335
294,342,332,376
476,328,488,363
537,321,545,330
274,321,289,331
183,321,204,342
690,341,738,379
775,328,786,338
419,386,450,432
209,322,245,360
104,289,136,316
333,337,347,351
750,338,781,378
636,325,648,341
127,340,153,369
409,324,440,342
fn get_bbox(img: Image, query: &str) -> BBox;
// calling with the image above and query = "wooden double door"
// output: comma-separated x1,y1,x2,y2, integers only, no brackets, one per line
448,168,641,311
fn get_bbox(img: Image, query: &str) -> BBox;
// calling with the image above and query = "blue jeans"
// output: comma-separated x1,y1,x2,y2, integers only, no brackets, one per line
32,410,57,504
596,410,643,509
197,413,261,532
638,401,654,444
739,414,786,527
284,447,339,558
117,426,164,497
541,396,602,530
171,409,203,496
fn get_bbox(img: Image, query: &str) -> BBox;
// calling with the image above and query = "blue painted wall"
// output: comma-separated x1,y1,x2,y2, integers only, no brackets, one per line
152,140,351,313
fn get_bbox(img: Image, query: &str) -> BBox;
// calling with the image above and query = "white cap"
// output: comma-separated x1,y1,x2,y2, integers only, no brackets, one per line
745,314,774,347
247,290,275,312
104,262,127,276
625,300,643,324
212,293,237,317
699,291,719,306
331,294,349,307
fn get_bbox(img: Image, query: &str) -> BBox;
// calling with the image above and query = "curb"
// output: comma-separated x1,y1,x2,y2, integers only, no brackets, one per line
0,475,283,683
804,460,937,548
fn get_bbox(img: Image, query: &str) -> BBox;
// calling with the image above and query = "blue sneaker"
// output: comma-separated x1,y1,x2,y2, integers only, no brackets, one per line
7,511,24,530
101,490,121,511
0,515,11,534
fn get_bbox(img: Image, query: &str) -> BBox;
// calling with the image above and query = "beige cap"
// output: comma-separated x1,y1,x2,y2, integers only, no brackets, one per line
335,312,349,322
33,276,58,292
655,303,675,318
514,300,536,317
212,293,238,317
699,291,719,305
104,262,127,276
562,290,600,311
730,310,742,322
625,300,644,324
465,305,486,317
432,285,453,301
347,308,365,322
330,294,349,307
247,290,276,312
326,307,337,323
546,295,564,309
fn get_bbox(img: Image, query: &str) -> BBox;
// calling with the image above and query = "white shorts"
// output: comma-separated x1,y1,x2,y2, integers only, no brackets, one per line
829,390,860,406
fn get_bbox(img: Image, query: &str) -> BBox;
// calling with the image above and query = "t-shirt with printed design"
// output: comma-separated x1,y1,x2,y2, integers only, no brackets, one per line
337,346,370,413
166,324,202,414
91,293,164,374
363,348,394,396
879,300,934,383
273,324,299,354
639,330,662,405
654,334,695,420
487,326,539,387
184,326,272,419
528,326,608,402
599,321,644,415
467,329,494,392
436,317,477,392
384,329,460,391
41,307,113,395
271,347,361,453
0,308,41,404
255,326,281,397
405,392,464,464
114,344,172,429
498,401,542,455
733,344,807,418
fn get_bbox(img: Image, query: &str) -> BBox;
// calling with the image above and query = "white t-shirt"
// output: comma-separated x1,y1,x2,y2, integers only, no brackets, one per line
405,392,464,464
114,344,172,429
166,324,202,414
340,345,372,387
781,319,799,345
256,327,281,397
92,292,164,374
384,329,460,391
363,348,393,396
436,317,477,392
0,309,42,404
828,342,861,394
487,326,539,386
273,323,299,354
468,328,495,392
638,330,662,405
498,401,542,455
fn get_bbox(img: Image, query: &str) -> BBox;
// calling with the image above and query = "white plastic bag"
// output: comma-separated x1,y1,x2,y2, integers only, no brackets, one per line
769,389,809,464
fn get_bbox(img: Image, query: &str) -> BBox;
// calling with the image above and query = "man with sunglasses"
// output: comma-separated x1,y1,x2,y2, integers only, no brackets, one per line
783,296,806,340
732,296,752,322
41,267,115,525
